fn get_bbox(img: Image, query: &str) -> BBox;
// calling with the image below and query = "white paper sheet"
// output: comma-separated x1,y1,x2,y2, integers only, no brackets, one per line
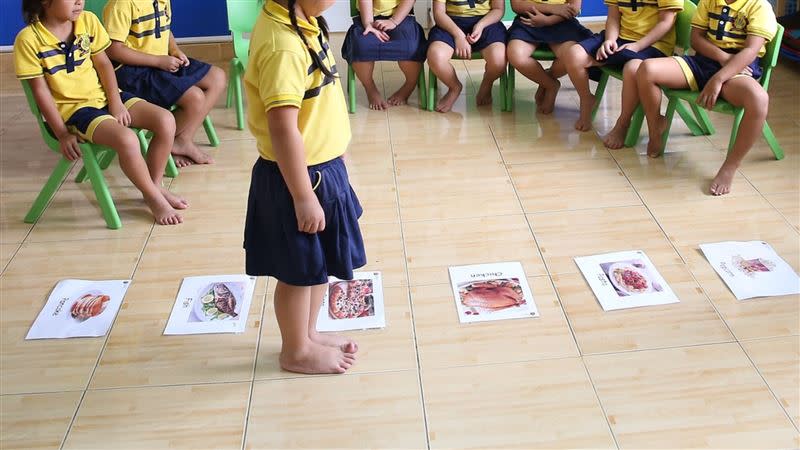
448,262,539,324
575,250,679,311
26,279,130,339
700,241,800,300
164,275,256,335
316,272,385,332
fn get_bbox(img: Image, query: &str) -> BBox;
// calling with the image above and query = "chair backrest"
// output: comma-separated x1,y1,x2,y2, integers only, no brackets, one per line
759,23,784,90
503,0,516,21
226,0,261,65
674,0,697,54
350,0,358,16
20,80,60,151
83,0,107,20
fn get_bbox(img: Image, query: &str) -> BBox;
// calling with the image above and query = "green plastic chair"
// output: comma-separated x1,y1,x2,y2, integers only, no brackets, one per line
225,0,260,130
590,0,712,147
347,0,427,113
85,0,220,147
657,23,785,159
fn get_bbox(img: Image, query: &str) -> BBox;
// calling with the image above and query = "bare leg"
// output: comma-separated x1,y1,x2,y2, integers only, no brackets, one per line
91,120,182,225
710,77,769,196
275,281,356,375
477,42,506,107
508,40,560,114
603,59,643,149
564,43,599,131
388,61,422,106
307,283,359,353
637,58,690,157
353,61,388,110
428,41,461,113
172,65,226,165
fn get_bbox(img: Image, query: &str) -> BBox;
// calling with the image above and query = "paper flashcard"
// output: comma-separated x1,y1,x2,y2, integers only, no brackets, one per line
700,241,800,300
26,279,131,340
164,275,256,335
316,272,385,332
448,262,539,324
575,250,679,311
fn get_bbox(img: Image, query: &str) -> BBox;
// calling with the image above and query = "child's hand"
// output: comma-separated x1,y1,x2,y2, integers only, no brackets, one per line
616,42,642,54
171,50,190,67
373,18,397,32
521,10,546,27
109,101,131,127
740,65,753,77
566,4,581,17
363,24,390,43
294,195,326,234
596,39,618,61
697,77,723,110
555,4,577,18
57,132,82,161
455,35,472,59
159,55,183,72
466,25,483,45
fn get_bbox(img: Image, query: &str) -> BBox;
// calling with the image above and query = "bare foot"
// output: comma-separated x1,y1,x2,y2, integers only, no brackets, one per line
366,87,388,110
309,331,359,353
436,82,462,113
279,343,356,375
160,187,189,210
646,115,668,158
535,84,546,106
710,163,737,196
173,155,193,168
602,120,630,149
144,192,183,225
574,95,595,132
173,137,214,165
387,83,416,106
476,80,493,107
538,80,560,115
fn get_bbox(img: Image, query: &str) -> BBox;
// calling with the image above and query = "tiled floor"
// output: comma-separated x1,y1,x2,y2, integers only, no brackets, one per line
1,32,799,449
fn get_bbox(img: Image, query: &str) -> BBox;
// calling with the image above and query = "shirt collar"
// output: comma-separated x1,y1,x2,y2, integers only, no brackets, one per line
32,12,88,47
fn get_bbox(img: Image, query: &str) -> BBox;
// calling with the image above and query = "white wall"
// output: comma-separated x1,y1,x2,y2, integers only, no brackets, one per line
325,0,433,32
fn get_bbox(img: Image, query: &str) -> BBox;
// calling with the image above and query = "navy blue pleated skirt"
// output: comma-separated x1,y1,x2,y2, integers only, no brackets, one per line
578,31,665,67
428,16,507,53
114,57,211,108
507,16,592,45
342,15,427,63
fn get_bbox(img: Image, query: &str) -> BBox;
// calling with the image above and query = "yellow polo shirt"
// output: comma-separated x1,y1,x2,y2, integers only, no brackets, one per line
13,11,111,122
692,0,777,57
435,0,492,17
104,0,172,56
605,0,684,56
245,0,350,165
358,0,402,17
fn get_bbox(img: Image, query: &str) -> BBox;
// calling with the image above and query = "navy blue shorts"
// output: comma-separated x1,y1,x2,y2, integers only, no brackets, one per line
342,15,427,63
65,91,141,141
507,16,592,45
676,53,762,91
244,157,367,287
114,57,212,108
578,31,665,67
428,16,507,53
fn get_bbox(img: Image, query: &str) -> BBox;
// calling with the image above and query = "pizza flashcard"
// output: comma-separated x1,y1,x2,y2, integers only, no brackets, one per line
316,272,385,332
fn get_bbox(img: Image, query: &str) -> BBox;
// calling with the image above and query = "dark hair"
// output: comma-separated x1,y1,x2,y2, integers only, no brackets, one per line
21,0,46,24
287,0,335,78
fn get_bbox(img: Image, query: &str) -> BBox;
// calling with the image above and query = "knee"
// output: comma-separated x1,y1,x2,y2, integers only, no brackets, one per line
209,65,227,88
564,45,585,69
637,60,657,83
118,129,141,153
623,60,641,79
154,109,177,135
485,52,507,73
507,43,528,67
178,86,204,108
746,89,769,117
427,43,451,63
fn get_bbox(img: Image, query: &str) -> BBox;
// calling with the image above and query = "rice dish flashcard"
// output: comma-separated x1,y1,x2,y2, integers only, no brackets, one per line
316,272,385,332
700,241,800,300
164,275,256,335
575,251,679,311
448,262,539,324
26,279,130,340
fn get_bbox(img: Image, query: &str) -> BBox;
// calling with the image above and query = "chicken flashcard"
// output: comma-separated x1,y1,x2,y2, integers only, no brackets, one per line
700,241,800,300
26,279,130,339
448,262,539,324
164,275,256,335
316,272,385,332
575,250,679,311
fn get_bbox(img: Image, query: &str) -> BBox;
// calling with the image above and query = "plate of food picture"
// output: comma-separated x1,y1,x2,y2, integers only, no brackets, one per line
458,278,526,315
328,279,374,320
193,282,241,322
607,263,653,296
732,255,775,277
70,291,111,322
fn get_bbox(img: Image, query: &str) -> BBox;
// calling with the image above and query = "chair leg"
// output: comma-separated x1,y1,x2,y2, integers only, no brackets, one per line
165,155,180,178
203,116,220,147
348,65,356,114
75,149,114,183
24,157,72,224
506,64,515,112
762,122,784,160
623,104,645,147
417,68,427,110
728,110,744,154
225,60,235,109
660,98,679,156
428,68,437,111
674,101,705,136
691,103,715,135
591,72,609,121
500,70,508,112
234,70,245,131
82,146,122,229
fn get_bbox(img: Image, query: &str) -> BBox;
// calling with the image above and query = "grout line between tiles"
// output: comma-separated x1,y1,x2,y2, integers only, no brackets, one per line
578,356,622,449
240,288,269,450
738,340,800,433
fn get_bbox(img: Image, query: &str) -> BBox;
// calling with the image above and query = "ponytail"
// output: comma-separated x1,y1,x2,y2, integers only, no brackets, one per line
22,0,45,24
287,0,336,78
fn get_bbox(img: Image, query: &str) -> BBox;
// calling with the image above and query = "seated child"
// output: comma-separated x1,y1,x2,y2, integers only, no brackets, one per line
507,0,593,114
427,0,508,113
342,0,427,110
637,0,777,195
103,0,227,167
14,2,186,225
563,0,682,143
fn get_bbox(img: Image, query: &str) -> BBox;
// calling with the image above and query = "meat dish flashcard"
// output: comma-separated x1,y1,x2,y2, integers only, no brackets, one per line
164,275,256,335
700,241,800,300
448,262,539,324
316,272,385,332
575,250,679,311
26,279,130,339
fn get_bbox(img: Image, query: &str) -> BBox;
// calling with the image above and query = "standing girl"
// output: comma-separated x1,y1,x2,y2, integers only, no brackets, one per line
244,0,366,374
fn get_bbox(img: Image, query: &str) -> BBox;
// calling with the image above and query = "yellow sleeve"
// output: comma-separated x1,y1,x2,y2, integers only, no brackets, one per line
746,0,778,41
86,12,111,54
256,49,307,112
13,29,43,80
103,0,133,43
691,0,709,30
604,0,618,7
433,0,445,3
657,0,684,11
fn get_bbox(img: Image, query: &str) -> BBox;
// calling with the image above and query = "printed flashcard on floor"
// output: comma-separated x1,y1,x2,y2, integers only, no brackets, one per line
164,275,256,335
575,250,679,311
700,241,800,300
316,272,385,332
448,262,539,324
26,279,131,340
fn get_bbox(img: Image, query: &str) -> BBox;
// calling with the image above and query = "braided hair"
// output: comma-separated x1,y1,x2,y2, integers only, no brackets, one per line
286,0,336,78
22,0,45,24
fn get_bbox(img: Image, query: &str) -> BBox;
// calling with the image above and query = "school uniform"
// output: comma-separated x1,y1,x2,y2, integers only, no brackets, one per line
674,0,777,90
103,0,211,108
13,11,141,141
342,0,427,63
507,0,593,46
578,0,684,66
243,0,366,286
428,0,508,53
